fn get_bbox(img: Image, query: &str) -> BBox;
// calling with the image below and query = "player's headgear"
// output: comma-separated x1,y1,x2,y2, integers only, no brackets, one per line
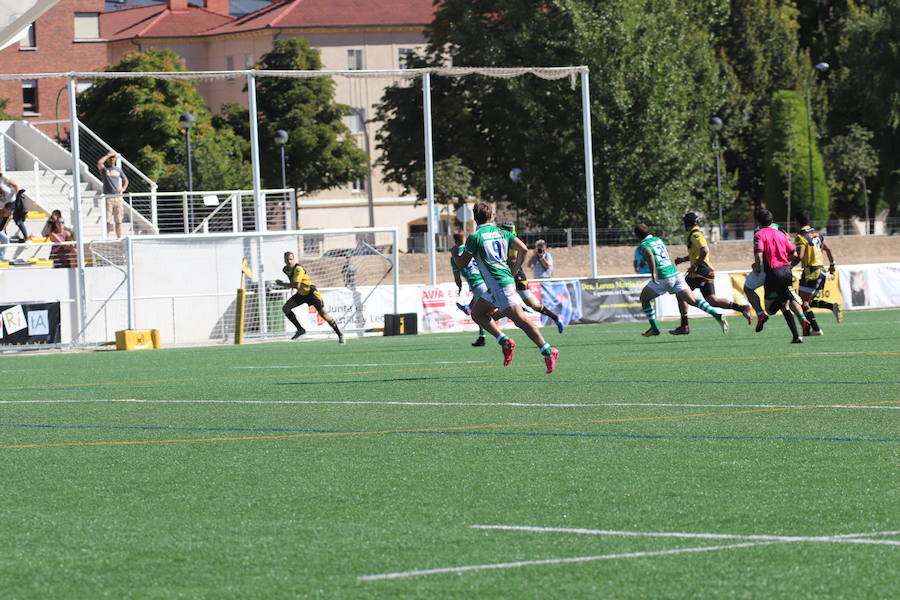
683,212,700,228
499,221,517,236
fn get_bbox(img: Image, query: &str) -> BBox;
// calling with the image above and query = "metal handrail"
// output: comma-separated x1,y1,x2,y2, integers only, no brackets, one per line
0,131,73,194
78,120,157,192
192,192,237,233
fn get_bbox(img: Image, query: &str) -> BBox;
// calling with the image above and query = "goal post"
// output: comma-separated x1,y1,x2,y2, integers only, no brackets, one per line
125,227,399,345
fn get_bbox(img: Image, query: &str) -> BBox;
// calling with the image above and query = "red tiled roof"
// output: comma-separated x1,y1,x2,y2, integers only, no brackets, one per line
209,0,435,35
100,5,234,40
101,1,436,40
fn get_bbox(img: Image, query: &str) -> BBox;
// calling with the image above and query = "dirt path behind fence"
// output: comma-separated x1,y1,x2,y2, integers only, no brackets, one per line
399,235,900,285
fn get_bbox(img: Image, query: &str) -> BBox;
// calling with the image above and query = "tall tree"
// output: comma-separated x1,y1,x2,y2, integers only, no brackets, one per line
76,49,250,191
824,124,879,222
764,90,828,222
375,0,727,231
709,0,805,215
222,38,369,193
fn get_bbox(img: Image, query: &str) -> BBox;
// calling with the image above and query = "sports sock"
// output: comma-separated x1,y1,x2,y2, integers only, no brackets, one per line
642,302,659,330
538,304,560,323
694,298,720,318
478,328,485,337
811,300,835,311
326,318,342,336
495,333,508,344
784,311,801,338
679,311,688,328
805,310,820,332
285,311,303,331
539,343,552,356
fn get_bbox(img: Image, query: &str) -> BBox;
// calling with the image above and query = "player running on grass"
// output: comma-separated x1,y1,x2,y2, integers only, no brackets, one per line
450,232,489,347
277,251,345,344
454,202,559,373
499,222,565,334
793,209,843,336
634,223,728,337
670,212,752,334
752,209,807,343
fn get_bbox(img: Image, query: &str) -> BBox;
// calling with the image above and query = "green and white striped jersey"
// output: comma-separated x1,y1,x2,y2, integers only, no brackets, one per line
464,224,517,287
450,245,485,288
639,235,679,279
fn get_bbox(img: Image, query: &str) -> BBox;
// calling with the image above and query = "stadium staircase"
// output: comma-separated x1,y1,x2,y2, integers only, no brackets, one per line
1,120,157,264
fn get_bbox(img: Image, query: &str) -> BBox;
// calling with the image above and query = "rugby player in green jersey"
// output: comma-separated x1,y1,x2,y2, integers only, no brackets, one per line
635,223,728,337
450,232,488,347
454,202,559,374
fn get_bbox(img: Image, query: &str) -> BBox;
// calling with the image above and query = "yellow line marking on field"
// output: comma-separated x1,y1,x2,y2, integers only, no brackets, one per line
0,351,896,393
4,399,898,450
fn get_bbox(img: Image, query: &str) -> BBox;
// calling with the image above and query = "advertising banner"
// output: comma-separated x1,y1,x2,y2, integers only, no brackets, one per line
565,277,648,324
0,301,61,345
418,282,543,334
838,263,900,310
729,269,844,311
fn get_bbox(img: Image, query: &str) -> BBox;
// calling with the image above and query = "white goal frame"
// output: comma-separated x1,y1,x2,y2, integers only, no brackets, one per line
1,66,596,342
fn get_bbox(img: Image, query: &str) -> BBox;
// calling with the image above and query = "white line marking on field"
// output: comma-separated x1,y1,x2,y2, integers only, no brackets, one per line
2,399,899,410
358,541,774,581
233,361,487,368
470,525,900,545
359,526,900,581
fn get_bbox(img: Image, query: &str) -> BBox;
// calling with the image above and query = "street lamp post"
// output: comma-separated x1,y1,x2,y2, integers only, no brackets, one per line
355,108,375,228
179,112,195,230
274,129,290,229
274,129,288,189
804,62,829,225
710,116,724,240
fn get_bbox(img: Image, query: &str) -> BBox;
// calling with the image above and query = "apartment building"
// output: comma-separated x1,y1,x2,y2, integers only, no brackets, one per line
100,0,437,238
0,0,108,131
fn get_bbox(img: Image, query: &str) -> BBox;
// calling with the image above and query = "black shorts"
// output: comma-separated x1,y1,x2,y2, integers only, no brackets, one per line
514,269,529,292
763,265,794,306
685,262,716,297
293,287,324,311
799,267,826,296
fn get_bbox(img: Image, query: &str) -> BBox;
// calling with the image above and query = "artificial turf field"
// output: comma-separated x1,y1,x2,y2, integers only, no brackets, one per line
1,309,898,599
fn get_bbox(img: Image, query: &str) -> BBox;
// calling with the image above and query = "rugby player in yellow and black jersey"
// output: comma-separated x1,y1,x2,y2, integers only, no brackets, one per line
499,222,565,334
792,209,842,336
277,251,345,343
671,212,752,335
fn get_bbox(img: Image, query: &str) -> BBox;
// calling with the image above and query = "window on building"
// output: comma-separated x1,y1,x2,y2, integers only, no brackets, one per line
22,81,38,114
244,53,254,69
398,47,416,69
225,55,235,80
349,109,365,134
347,48,364,71
351,177,366,192
74,13,100,39
20,23,36,49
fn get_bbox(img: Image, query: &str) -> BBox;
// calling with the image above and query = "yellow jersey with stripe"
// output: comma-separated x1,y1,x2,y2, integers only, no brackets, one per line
283,264,313,295
686,226,712,268
794,226,826,269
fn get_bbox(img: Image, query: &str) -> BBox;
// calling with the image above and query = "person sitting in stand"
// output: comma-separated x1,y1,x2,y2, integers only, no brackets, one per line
48,220,77,268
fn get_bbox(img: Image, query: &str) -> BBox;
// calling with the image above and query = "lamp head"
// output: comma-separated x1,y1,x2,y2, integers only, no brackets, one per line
178,112,195,129
815,62,829,72
274,129,289,145
709,116,723,132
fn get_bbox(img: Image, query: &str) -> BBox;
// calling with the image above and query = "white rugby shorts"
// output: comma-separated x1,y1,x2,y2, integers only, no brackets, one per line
745,269,765,290
647,274,689,296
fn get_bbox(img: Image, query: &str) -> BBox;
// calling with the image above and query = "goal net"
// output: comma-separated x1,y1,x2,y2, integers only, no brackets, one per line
123,228,398,345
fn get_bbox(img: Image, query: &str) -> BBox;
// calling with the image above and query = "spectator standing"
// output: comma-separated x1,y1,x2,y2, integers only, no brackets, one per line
0,203,12,262
529,239,554,278
12,189,29,240
97,151,128,238
0,171,19,204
